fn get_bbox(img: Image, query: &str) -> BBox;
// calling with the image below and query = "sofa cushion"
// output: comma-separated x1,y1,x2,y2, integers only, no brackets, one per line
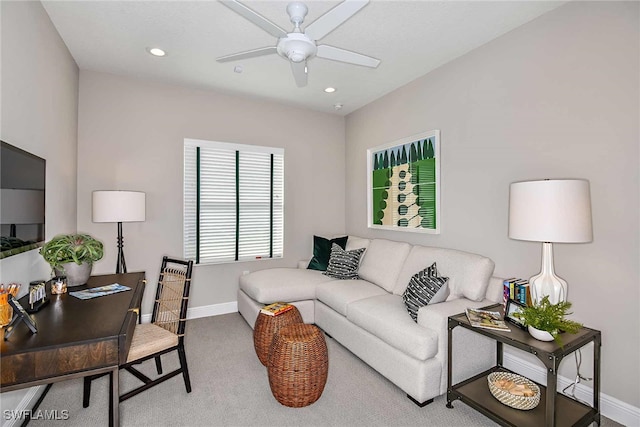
345,236,370,251
347,294,439,361
240,268,332,303
316,279,388,317
393,245,495,302
402,264,449,321
323,244,366,280
307,235,348,271
358,239,412,292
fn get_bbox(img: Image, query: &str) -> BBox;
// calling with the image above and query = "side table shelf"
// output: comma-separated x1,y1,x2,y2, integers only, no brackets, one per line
446,304,601,427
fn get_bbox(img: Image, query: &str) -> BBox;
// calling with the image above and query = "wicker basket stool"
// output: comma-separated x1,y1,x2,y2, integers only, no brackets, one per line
253,306,303,366
267,323,328,408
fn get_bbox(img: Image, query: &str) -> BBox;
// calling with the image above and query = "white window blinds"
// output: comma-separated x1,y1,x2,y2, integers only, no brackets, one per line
184,139,284,264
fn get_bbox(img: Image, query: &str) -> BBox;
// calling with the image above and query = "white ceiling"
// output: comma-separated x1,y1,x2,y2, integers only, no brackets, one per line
42,1,565,116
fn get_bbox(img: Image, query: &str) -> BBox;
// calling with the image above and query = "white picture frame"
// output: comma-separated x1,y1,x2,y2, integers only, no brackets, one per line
367,130,440,234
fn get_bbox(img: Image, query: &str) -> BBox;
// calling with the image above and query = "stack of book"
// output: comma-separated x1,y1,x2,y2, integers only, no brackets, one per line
260,302,294,316
502,278,532,308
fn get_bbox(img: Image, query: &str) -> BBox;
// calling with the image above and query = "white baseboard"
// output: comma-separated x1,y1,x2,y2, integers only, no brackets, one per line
503,352,640,426
140,301,238,323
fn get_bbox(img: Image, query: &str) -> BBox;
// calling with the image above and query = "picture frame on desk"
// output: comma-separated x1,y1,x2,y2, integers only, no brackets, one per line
505,299,527,330
4,295,38,339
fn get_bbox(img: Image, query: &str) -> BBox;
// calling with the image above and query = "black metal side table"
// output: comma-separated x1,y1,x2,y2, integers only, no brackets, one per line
446,303,601,427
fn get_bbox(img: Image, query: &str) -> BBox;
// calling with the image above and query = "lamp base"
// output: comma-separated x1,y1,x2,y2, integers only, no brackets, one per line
116,222,127,274
530,242,567,305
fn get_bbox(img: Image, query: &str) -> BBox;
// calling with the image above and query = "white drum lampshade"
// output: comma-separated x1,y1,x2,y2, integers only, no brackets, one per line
508,179,592,304
92,191,146,223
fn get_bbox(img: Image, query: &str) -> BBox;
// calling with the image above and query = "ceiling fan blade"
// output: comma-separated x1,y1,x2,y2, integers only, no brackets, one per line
216,46,278,63
316,44,380,68
290,61,308,87
220,1,287,38
304,0,369,41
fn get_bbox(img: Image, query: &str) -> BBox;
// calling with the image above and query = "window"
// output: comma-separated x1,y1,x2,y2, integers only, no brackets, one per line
184,139,284,264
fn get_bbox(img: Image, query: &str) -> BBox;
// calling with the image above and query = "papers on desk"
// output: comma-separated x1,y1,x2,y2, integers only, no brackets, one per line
69,283,131,300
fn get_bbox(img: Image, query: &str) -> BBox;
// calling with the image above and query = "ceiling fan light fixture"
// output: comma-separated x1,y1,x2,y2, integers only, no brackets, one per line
219,0,379,88
289,52,306,63
277,33,317,63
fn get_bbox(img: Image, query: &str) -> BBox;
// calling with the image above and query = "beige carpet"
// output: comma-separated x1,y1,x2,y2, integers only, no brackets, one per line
30,313,620,427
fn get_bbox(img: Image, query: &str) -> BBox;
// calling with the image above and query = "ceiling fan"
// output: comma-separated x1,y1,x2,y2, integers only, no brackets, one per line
216,0,380,87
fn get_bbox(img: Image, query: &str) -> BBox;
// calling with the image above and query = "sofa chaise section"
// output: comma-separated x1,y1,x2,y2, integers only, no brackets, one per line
237,236,500,405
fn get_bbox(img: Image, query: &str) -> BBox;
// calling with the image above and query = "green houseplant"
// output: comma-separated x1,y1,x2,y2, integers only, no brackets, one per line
40,234,104,286
514,296,583,345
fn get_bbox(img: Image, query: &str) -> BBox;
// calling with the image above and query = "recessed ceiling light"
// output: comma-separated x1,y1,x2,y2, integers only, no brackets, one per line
147,47,166,57
324,87,336,93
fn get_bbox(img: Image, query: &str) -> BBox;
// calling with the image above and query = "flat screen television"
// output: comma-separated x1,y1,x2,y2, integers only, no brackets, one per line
1,141,46,259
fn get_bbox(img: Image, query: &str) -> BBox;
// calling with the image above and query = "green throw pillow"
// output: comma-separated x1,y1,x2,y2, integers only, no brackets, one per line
307,235,348,271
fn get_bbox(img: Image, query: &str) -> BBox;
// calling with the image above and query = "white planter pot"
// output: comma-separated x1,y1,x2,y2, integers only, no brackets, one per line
528,326,554,342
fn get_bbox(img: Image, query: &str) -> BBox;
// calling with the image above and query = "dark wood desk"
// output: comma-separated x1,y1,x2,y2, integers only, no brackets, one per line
1,272,145,426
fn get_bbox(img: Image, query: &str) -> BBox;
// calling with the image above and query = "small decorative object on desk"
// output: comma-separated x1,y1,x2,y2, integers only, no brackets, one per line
260,302,294,316
465,308,511,332
51,276,67,295
27,280,49,313
488,371,540,410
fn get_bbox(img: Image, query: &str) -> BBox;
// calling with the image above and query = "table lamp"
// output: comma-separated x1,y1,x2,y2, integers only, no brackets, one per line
92,190,146,274
508,179,593,305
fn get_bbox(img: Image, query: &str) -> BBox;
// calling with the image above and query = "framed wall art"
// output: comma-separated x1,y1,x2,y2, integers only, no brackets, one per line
367,130,440,234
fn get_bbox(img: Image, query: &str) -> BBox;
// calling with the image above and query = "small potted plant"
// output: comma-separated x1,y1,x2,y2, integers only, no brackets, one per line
514,296,583,346
40,234,104,287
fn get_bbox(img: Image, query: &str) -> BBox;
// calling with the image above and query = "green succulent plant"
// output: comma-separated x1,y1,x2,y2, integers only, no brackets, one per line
40,234,104,270
514,296,583,346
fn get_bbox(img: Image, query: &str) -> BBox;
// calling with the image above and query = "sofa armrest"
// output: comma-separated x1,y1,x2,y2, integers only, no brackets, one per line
485,276,505,304
297,259,311,269
418,298,496,394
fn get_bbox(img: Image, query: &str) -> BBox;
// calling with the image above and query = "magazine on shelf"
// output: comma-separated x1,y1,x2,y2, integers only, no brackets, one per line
465,308,511,332
260,302,294,316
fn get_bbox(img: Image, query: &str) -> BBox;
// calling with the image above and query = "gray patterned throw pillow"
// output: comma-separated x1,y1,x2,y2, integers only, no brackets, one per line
323,243,366,280
403,263,449,322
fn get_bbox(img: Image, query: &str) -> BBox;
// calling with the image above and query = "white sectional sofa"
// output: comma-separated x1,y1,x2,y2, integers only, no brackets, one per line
237,236,503,405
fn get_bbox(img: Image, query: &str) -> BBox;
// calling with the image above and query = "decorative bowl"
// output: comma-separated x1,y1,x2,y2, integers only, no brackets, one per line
488,371,540,410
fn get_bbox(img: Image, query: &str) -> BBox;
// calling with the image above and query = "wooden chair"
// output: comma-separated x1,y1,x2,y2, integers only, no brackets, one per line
83,256,194,407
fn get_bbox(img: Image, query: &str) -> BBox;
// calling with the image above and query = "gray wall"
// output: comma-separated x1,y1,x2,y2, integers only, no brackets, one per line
76,71,346,315
345,1,639,406
0,0,79,420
